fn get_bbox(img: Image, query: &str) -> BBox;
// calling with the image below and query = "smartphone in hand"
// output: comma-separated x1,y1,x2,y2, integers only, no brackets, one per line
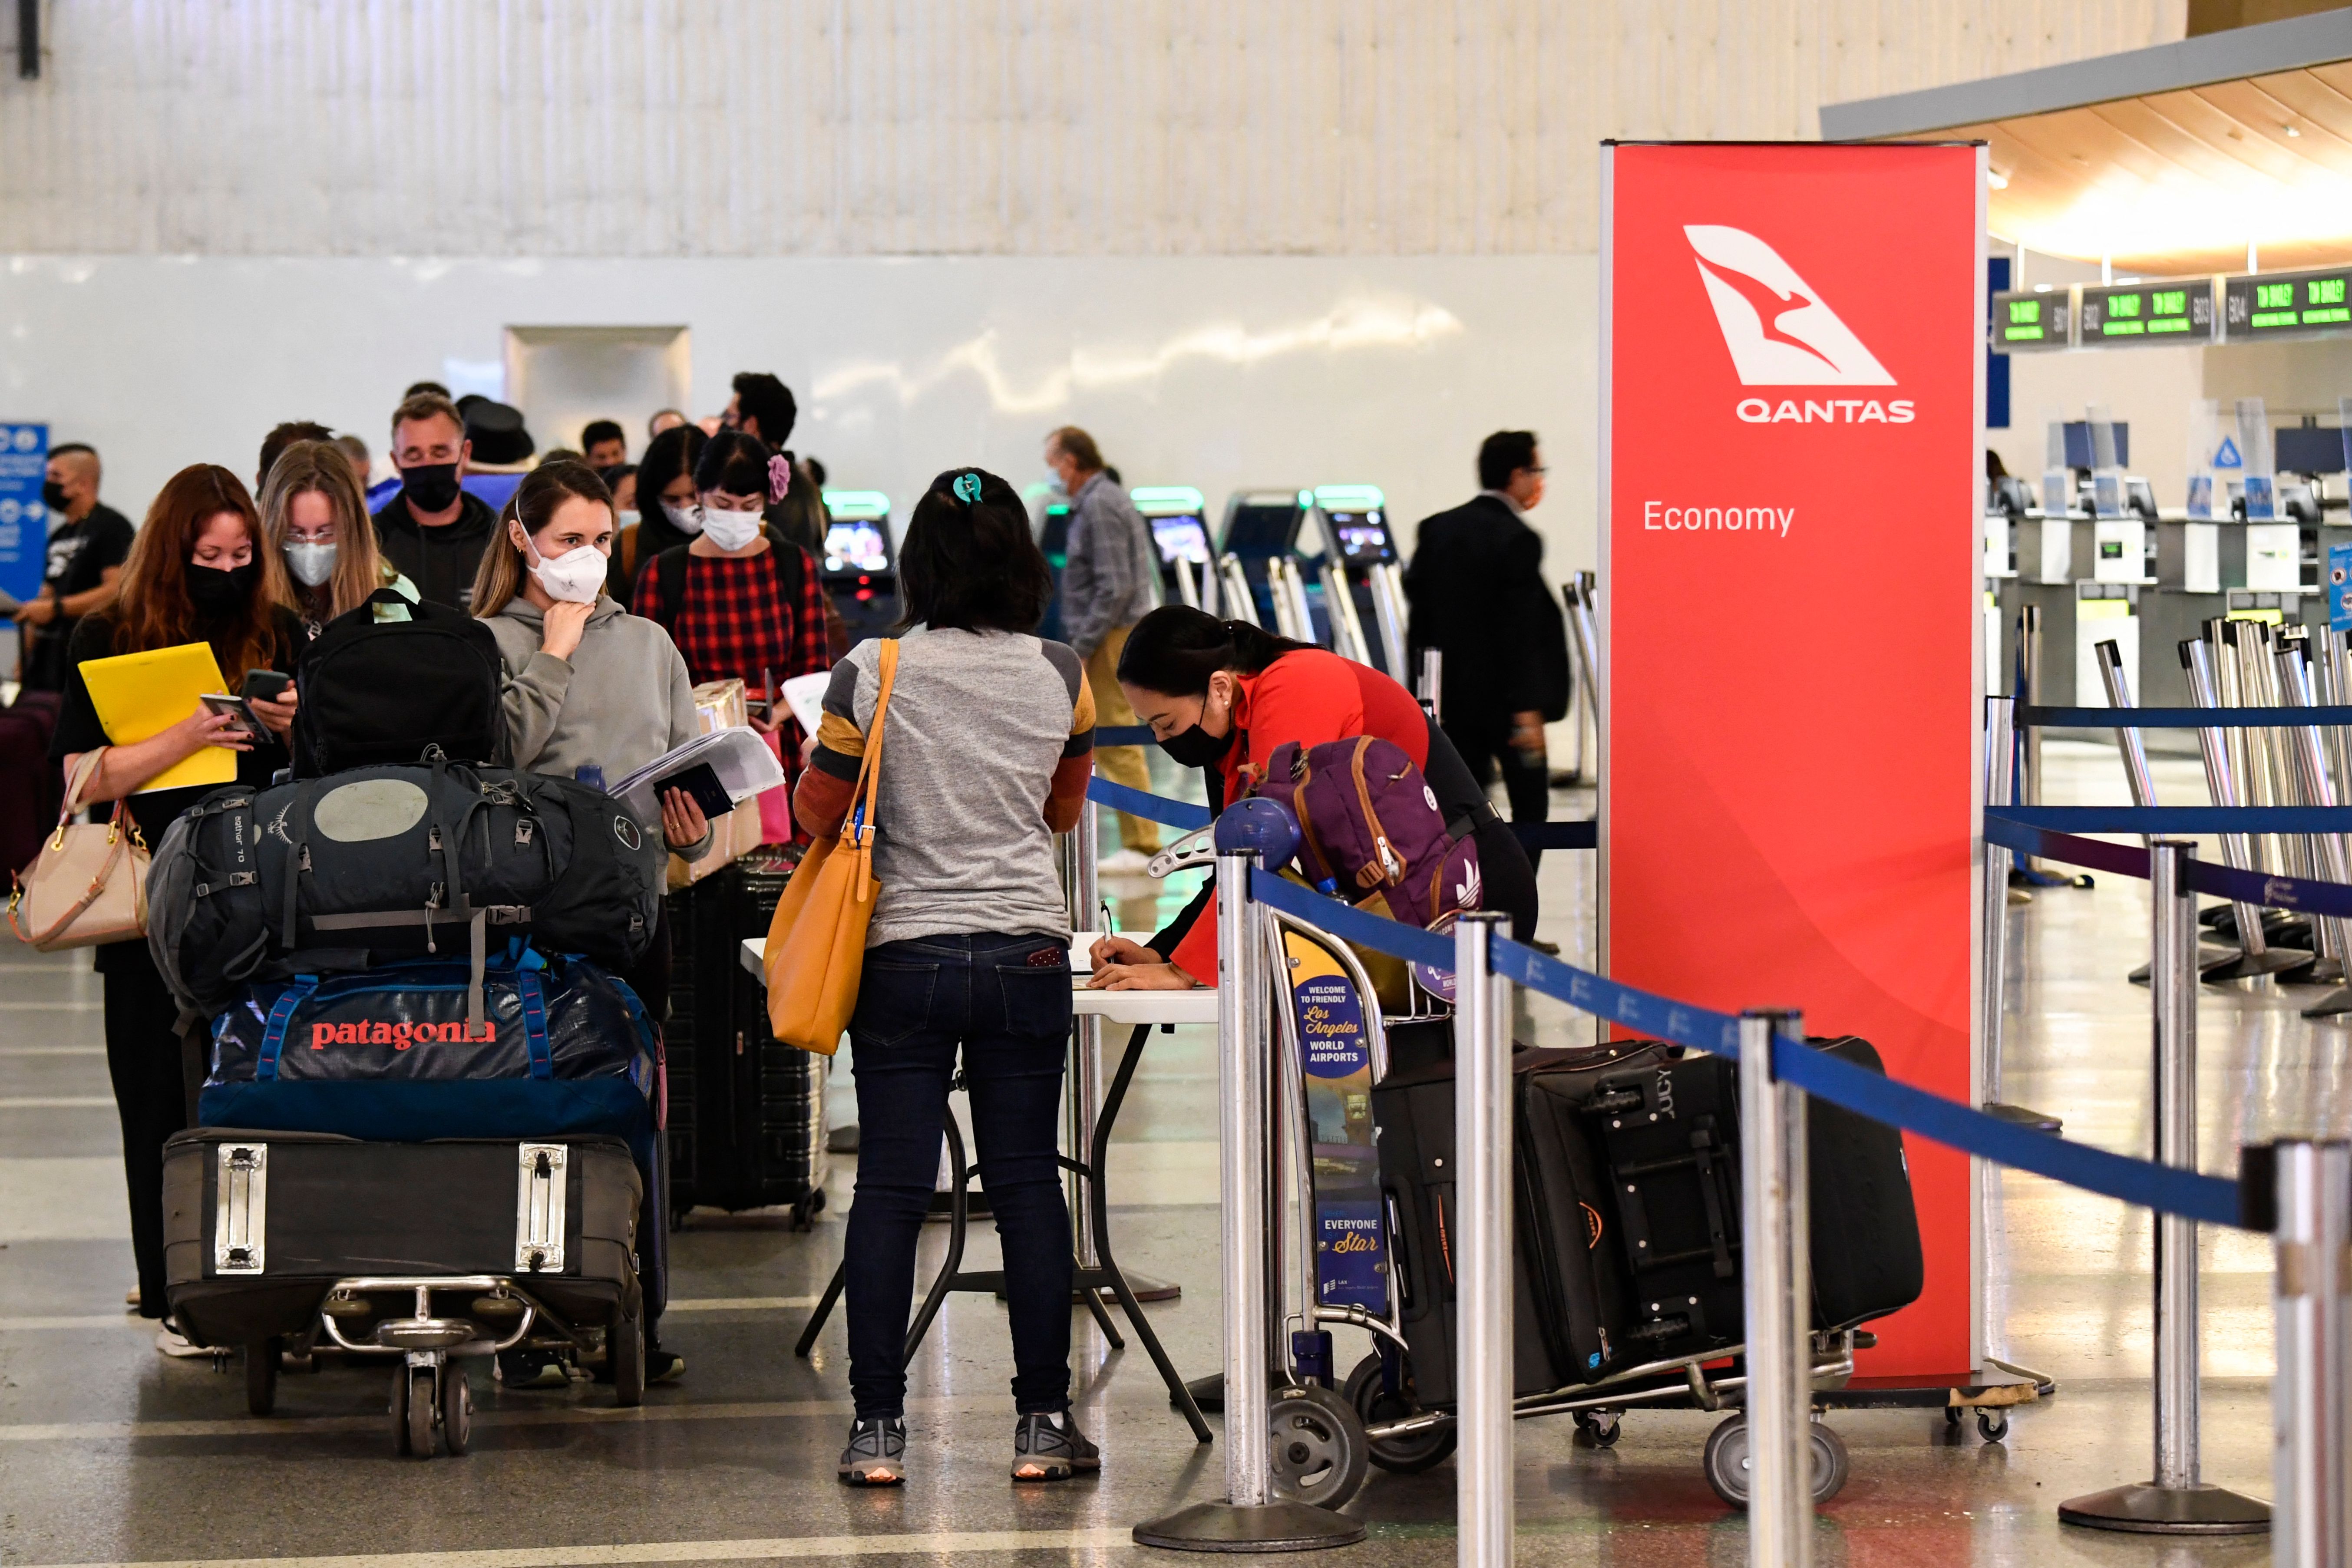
240,670,294,703
199,693,264,744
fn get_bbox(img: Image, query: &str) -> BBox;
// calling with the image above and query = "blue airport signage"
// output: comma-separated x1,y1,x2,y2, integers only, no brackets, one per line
0,424,50,605
2331,541,2352,632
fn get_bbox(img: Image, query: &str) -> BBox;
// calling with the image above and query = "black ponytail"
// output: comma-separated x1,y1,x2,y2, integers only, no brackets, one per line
1115,604,1310,697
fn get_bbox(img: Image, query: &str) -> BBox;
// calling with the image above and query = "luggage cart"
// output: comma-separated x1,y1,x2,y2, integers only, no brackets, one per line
167,1132,649,1459
1251,911,1968,1512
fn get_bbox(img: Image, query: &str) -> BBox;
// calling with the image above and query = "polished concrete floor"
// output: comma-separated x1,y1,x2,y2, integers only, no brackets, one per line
0,743,2307,1565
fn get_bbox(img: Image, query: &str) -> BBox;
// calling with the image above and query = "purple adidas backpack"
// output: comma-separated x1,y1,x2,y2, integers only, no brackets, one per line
1249,736,1482,928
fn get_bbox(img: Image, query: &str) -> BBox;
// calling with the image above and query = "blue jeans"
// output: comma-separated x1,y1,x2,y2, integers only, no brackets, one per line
844,931,1075,1418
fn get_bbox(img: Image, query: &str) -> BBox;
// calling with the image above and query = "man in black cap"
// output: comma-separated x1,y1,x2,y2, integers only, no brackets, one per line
372,391,501,609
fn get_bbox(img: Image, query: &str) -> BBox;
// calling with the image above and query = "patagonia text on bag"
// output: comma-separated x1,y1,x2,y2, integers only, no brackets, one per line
199,947,655,1143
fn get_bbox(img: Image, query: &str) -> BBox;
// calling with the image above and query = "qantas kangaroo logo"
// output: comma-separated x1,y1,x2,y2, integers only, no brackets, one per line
1685,225,1894,387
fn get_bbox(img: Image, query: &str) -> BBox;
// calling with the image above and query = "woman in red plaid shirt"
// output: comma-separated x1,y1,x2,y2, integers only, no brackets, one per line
634,429,832,813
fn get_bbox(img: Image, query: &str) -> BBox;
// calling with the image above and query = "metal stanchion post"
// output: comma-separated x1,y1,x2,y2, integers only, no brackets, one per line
1135,850,1363,1552
2275,643,2352,1019
1419,649,1444,723
2060,840,2269,1535
2270,1138,2351,1568
1740,1010,1813,1568
1981,697,2061,1130
1454,912,1514,1567
1068,805,1103,1268
2181,638,2304,981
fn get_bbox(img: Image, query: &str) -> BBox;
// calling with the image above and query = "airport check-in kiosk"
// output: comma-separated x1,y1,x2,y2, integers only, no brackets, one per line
1307,485,1411,680
1130,486,1215,609
818,489,899,647
1217,489,1316,636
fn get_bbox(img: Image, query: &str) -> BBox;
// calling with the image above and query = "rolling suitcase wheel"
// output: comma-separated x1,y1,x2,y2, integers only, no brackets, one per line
1343,1352,1456,1475
609,1305,645,1408
1266,1384,1370,1510
405,1366,438,1459
1573,1410,1621,1448
441,1363,472,1456
390,1364,413,1456
245,1338,279,1416
1701,1413,1850,1508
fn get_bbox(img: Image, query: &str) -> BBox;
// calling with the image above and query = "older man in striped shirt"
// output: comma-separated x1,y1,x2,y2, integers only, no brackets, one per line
1045,425,1162,872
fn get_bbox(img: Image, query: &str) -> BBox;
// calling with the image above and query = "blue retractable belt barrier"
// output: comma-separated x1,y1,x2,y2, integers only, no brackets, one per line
1985,809,2352,918
1082,777,1596,850
1087,776,1212,830
1993,805,2352,834
2017,704,2352,729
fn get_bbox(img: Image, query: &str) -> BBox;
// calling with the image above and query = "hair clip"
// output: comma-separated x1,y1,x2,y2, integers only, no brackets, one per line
953,472,983,505
767,453,793,503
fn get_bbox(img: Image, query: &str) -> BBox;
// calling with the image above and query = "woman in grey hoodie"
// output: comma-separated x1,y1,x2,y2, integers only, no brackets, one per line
471,459,713,1387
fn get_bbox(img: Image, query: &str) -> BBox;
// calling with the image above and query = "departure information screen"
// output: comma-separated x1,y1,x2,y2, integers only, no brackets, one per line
1989,290,2069,350
2078,280,2213,343
2224,267,2352,339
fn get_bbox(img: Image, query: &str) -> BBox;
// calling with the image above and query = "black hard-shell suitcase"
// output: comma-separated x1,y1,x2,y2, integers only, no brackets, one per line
1585,1036,1923,1362
664,851,827,1221
161,1128,642,1350
1371,1038,1668,1406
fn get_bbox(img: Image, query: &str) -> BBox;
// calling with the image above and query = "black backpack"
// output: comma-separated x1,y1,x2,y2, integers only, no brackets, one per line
292,589,507,776
146,761,665,1017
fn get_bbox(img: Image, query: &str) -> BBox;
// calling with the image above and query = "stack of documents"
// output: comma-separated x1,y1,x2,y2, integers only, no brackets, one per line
610,725,785,826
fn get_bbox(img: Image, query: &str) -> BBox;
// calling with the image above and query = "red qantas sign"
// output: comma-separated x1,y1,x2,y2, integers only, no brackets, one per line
1603,143,1982,1381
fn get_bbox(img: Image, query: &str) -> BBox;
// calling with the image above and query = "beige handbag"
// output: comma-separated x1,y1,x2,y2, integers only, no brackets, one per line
8,748,150,951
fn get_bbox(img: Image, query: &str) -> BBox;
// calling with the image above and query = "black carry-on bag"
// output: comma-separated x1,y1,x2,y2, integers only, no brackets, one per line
1371,1038,1669,1408
664,850,828,1225
1584,1035,1925,1362
291,589,508,776
161,1129,648,1451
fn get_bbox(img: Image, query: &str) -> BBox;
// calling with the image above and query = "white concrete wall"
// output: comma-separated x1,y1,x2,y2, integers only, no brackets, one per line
0,252,1599,568
0,1,2182,258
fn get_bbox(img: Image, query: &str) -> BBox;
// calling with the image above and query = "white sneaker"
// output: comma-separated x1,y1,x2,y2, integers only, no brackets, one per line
155,1320,207,1359
1098,849,1153,876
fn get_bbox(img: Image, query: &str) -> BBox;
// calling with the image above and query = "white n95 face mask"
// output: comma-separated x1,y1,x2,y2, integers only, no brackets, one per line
284,540,337,588
528,541,607,604
617,508,641,529
700,505,763,552
662,501,702,535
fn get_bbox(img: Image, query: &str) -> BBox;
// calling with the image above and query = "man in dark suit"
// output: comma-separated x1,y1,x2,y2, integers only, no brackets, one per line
1404,430,1571,865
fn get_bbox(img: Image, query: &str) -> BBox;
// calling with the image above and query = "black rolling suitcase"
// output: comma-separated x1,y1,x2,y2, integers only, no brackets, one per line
162,1128,644,1353
665,850,828,1223
1584,1036,1923,1362
1371,1039,1667,1406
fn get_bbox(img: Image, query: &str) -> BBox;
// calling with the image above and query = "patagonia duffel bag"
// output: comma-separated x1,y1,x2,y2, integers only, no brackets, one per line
198,946,655,1143
148,761,664,1016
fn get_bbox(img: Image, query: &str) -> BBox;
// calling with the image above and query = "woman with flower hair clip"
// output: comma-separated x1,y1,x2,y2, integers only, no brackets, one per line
795,466,1102,1487
633,428,832,818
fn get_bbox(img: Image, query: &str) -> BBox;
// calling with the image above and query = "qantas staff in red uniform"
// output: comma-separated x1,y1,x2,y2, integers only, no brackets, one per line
1088,605,1539,989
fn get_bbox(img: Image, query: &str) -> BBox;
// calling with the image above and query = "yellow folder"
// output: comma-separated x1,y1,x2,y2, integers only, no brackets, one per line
78,642,237,793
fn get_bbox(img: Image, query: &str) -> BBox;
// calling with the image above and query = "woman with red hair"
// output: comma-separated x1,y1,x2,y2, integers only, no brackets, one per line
51,464,303,1356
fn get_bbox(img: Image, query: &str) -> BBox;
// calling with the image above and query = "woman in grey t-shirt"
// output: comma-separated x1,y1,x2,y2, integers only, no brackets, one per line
793,468,1100,1486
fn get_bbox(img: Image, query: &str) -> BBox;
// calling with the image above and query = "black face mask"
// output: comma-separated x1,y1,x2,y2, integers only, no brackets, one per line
401,462,463,512
41,480,69,511
1159,722,1231,769
186,562,259,617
